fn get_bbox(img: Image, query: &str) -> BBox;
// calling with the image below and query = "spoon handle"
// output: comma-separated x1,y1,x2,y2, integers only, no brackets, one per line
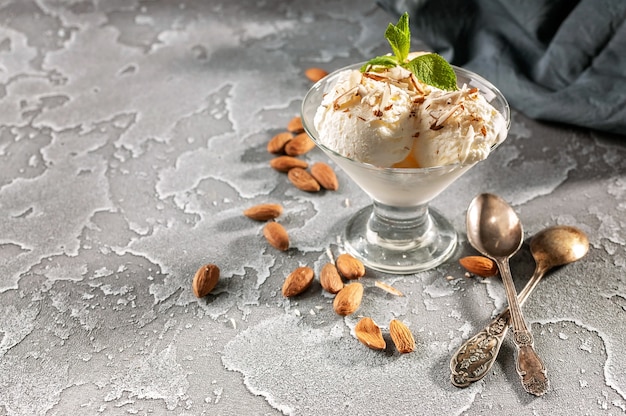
450,267,544,388
497,258,549,396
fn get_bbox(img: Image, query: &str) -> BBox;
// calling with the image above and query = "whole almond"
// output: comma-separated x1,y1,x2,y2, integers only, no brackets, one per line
263,221,289,251
389,319,415,354
286,116,304,134
304,67,328,83
333,282,363,316
336,253,365,280
320,263,344,294
284,132,316,156
192,263,220,298
310,162,339,191
267,132,293,154
282,266,315,297
459,256,498,277
354,317,386,351
287,167,320,192
243,203,283,221
270,156,308,172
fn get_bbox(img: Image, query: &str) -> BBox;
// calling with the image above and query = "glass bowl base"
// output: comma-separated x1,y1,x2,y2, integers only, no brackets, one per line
342,205,457,274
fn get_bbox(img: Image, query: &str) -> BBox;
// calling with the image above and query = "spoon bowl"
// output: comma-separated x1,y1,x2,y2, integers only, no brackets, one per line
530,225,590,273
466,193,523,259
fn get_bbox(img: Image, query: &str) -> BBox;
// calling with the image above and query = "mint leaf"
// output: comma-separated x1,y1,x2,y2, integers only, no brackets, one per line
359,13,458,91
405,53,458,91
361,12,410,72
384,12,410,63
360,55,398,72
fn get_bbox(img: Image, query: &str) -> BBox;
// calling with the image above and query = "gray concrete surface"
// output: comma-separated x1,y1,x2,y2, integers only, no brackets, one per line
0,1,624,415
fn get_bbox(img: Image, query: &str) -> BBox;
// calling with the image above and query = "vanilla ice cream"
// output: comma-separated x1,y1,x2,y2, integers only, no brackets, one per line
313,63,507,168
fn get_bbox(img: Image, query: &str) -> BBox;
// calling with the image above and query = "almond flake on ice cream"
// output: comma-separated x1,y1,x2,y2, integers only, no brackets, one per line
313,60,507,169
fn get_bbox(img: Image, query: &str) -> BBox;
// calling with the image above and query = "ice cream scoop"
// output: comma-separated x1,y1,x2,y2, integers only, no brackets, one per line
313,61,507,169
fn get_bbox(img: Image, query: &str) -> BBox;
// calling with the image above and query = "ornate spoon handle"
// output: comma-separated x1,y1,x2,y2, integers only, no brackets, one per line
450,265,548,390
497,258,549,396
450,307,511,388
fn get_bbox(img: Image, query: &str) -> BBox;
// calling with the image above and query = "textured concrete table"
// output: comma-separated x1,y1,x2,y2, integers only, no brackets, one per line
1,1,625,415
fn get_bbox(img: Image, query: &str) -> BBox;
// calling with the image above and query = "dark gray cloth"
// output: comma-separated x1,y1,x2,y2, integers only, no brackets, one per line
377,0,626,135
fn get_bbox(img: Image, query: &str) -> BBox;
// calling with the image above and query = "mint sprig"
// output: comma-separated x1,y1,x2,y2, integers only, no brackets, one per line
384,12,410,63
361,12,458,91
405,54,458,91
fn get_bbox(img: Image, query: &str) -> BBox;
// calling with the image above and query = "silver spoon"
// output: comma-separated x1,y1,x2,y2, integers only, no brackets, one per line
464,193,549,396
450,225,589,389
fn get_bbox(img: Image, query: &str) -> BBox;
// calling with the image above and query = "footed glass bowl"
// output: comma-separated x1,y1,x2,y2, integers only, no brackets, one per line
301,63,510,274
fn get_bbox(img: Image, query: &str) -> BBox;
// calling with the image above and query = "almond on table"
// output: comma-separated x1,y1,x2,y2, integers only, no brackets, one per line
310,162,339,191
333,282,363,316
287,167,320,192
192,263,220,298
284,132,316,156
459,255,498,277
263,221,290,251
270,156,309,172
243,203,283,221
354,317,386,351
336,253,365,279
319,263,344,294
267,132,293,154
389,319,415,354
286,116,304,134
282,266,315,297
304,67,328,83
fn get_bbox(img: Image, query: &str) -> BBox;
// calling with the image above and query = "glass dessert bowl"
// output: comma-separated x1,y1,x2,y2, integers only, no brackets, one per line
301,63,511,274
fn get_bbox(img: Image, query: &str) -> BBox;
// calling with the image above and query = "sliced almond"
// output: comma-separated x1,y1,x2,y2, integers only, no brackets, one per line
374,281,404,297
267,132,293,154
286,116,304,134
263,221,289,251
192,263,220,298
336,253,365,280
459,256,498,277
389,319,415,354
319,263,344,294
284,132,316,156
333,85,360,110
270,156,308,172
333,282,363,316
304,67,328,83
354,317,386,351
282,266,315,297
287,167,320,192
310,162,339,191
243,203,283,221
